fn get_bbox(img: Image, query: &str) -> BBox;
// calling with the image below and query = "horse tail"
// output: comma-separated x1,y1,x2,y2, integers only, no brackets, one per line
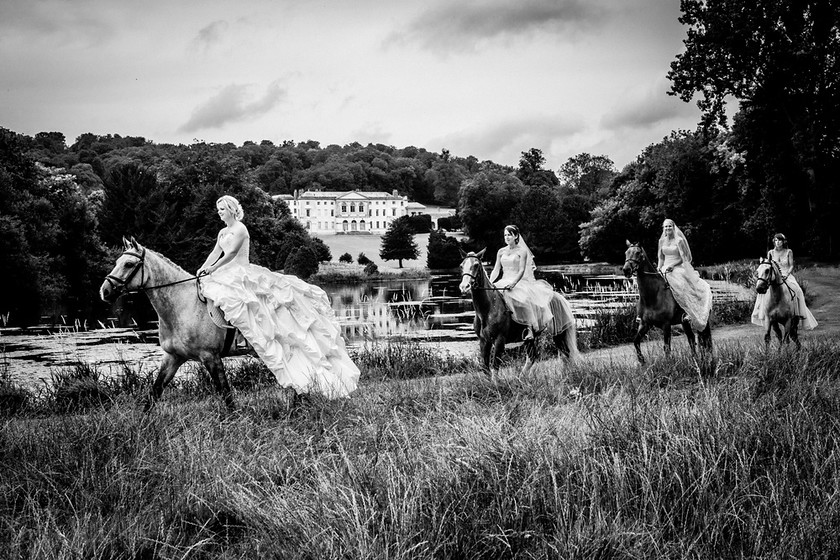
564,321,580,362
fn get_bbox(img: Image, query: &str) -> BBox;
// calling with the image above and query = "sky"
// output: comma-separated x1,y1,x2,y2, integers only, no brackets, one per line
0,0,702,171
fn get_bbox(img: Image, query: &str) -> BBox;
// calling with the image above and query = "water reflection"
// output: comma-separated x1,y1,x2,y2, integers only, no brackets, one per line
324,276,475,342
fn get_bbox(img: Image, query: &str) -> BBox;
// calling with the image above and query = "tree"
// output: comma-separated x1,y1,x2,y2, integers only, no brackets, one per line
668,0,840,255
458,170,525,252
284,246,319,279
557,153,617,200
379,216,419,267
516,148,559,187
426,229,462,269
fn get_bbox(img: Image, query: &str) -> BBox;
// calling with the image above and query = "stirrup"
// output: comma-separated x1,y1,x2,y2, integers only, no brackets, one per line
522,327,534,341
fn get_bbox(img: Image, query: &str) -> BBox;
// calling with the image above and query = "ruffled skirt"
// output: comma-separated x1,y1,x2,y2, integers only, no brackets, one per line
666,263,712,331
751,273,818,330
200,262,359,398
496,278,575,335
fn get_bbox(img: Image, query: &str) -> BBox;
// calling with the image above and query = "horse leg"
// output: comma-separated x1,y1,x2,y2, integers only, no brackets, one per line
634,322,651,365
489,335,506,375
682,321,698,357
479,336,492,375
772,322,784,349
146,352,185,412
663,324,673,359
202,353,235,410
521,339,536,376
790,316,801,349
763,323,772,351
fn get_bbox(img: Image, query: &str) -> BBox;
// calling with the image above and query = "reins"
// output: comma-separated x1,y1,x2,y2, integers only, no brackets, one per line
758,259,797,301
625,244,670,287
104,247,204,297
459,258,510,292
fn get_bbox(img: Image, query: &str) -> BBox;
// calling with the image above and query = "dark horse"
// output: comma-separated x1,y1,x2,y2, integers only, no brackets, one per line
458,250,579,374
754,257,800,350
100,237,236,410
622,242,712,365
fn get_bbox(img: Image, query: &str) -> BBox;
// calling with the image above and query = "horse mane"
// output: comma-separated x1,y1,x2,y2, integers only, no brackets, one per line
134,243,192,278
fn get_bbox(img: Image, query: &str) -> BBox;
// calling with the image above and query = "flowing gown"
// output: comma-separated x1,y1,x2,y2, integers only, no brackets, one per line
200,232,359,398
751,249,818,330
494,251,575,335
661,243,712,331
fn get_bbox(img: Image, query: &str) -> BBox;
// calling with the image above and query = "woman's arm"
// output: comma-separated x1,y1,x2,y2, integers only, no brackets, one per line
199,226,248,274
784,249,794,278
657,241,665,271
488,249,503,283
198,232,224,274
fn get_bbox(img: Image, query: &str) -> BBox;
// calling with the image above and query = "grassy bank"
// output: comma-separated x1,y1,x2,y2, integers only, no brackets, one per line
3,339,840,558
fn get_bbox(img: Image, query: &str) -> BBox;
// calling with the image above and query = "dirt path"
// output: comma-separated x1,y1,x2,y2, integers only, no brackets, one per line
582,265,840,366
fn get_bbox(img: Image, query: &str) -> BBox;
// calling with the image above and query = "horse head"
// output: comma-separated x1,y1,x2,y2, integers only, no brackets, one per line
100,237,147,302
458,248,486,296
622,241,647,278
755,257,779,295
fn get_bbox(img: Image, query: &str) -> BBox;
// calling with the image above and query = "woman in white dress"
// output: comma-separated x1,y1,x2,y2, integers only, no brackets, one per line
198,195,359,398
488,225,574,339
751,233,818,330
657,218,712,331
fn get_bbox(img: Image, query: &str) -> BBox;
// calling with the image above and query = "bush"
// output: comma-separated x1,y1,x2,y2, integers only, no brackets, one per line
427,229,463,269
437,214,462,231
357,252,372,266
364,262,379,276
310,237,332,262
284,246,319,279
404,214,433,233
339,252,353,264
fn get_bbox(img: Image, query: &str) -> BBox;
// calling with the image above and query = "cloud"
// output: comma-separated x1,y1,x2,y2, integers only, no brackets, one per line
430,114,585,165
389,0,604,52
179,82,287,133
0,0,113,45
192,20,229,52
600,78,698,131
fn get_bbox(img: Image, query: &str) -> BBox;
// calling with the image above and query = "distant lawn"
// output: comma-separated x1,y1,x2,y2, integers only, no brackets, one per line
314,233,431,270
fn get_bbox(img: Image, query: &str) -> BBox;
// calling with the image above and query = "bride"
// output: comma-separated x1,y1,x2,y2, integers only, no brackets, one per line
198,195,359,398
489,224,574,339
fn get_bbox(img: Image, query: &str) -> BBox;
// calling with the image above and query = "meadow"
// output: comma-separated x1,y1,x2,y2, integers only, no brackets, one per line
3,337,840,559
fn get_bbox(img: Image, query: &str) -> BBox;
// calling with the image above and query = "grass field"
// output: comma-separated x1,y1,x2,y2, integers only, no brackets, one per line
314,232,431,270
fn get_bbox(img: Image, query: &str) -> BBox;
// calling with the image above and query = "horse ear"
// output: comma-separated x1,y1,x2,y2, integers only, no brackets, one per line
130,236,139,249
625,239,631,247
122,237,131,250
476,248,486,259
459,248,467,259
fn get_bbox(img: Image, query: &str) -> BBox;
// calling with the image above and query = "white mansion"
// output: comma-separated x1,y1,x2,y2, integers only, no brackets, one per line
273,189,450,235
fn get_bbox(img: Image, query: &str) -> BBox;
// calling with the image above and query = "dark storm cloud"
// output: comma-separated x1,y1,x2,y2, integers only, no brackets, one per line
0,1,113,43
601,85,697,131
391,0,604,51
193,20,228,51
179,82,287,133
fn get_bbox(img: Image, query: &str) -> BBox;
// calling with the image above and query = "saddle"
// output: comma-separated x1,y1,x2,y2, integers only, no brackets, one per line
204,299,247,357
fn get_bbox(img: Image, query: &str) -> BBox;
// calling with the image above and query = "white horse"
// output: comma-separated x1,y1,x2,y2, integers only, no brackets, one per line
100,237,236,410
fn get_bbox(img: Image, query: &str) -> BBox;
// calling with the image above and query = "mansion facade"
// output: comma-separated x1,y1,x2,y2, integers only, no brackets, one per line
273,189,428,234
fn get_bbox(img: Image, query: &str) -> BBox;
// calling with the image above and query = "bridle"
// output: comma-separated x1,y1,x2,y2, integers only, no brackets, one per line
756,259,795,299
624,244,667,279
103,247,203,297
459,255,509,292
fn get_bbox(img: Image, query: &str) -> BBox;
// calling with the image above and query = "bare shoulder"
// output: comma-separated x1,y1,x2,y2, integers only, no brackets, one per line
232,222,250,237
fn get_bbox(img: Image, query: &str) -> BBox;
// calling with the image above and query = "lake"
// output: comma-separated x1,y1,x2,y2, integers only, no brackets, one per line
0,270,749,388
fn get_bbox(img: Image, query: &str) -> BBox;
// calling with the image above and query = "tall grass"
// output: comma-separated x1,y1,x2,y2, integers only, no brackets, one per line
3,339,840,558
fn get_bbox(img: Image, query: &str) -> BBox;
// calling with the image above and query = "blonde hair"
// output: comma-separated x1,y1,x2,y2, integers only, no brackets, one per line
216,195,244,220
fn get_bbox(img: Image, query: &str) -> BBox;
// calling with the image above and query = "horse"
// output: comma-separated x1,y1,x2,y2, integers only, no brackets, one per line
754,257,800,350
100,237,236,410
458,249,578,375
622,241,713,365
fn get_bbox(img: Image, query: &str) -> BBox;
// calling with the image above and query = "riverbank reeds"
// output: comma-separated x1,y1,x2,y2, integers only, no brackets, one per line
310,263,431,284
3,339,840,558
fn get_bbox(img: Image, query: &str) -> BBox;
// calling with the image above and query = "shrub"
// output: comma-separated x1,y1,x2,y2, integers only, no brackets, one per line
339,252,353,264
310,237,332,262
364,262,379,276
357,252,372,265
427,229,463,269
284,246,319,279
